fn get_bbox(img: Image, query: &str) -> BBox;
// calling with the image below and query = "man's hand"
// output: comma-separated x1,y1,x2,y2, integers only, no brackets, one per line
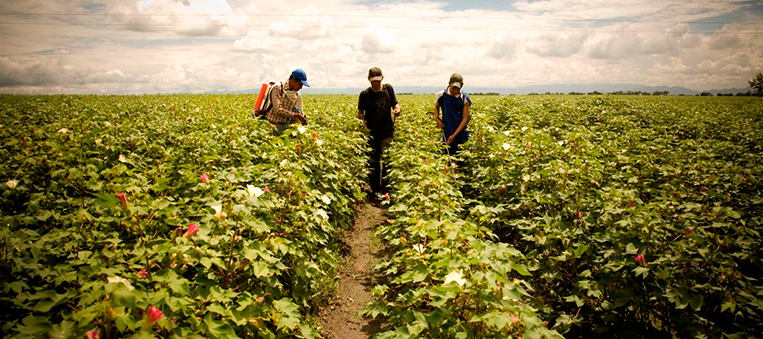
446,134,455,145
393,105,401,117
292,112,307,124
436,118,444,130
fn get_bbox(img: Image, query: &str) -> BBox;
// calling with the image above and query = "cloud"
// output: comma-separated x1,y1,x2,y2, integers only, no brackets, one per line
486,35,519,60
0,56,128,87
361,26,395,54
108,0,241,37
526,32,588,57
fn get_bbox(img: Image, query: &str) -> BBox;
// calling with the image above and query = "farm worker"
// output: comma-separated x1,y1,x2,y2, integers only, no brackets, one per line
358,67,402,194
434,73,471,156
262,69,310,129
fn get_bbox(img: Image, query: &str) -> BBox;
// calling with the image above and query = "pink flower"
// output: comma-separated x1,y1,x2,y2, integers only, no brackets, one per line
635,254,645,265
116,193,129,209
86,329,100,339
200,173,209,183
138,269,148,277
184,222,199,237
685,228,694,236
577,211,583,218
510,313,519,324
526,143,531,149
384,193,390,199
264,186,271,194
312,133,318,139
146,306,164,325
425,158,429,164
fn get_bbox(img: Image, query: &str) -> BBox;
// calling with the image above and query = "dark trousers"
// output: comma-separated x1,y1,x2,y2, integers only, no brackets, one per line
369,136,393,193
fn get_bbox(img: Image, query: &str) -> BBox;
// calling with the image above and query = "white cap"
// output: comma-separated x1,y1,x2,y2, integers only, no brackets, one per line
450,82,462,89
370,76,383,81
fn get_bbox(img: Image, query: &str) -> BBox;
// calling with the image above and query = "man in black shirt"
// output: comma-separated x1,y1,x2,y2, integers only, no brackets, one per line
358,67,401,194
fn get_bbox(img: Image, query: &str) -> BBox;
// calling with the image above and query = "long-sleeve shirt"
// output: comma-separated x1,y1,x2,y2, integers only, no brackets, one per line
263,79,304,125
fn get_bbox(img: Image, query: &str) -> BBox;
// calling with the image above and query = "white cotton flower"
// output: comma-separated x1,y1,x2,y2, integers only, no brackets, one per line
297,125,307,134
444,270,466,287
107,276,134,290
489,154,495,158
521,126,528,131
6,180,18,189
280,159,288,168
57,128,69,134
118,154,127,163
413,244,425,254
212,204,226,219
502,143,511,151
247,185,263,197
211,124,216,129
104,121,112,127
321,195,331,205
315,139,323,146
503,130,511,136
523,174,531,182
316,209,329,221
487,126,495,132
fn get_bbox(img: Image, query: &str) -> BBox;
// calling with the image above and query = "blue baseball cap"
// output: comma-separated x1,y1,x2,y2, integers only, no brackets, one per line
290,68,310,87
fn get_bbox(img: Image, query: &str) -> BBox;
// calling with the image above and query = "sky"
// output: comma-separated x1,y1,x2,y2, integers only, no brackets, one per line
0,0,762,94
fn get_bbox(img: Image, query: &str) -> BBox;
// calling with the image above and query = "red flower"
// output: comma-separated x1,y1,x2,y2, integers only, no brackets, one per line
86,329,100,339
628,201,636,207
526,143,531,149
425,158,429,164
312,133,318,139
200,173,209,183
685,228,694,236
700,186,707,192
510,313,519,324
146,306,164,325
264,186,271,193
635,254,646,265
577,211,582,218
184,222,199,237
116,193,129,209
297,145,301,152
498,186,504,193
384,193,390,199
138,269,148,277
444,168,450,174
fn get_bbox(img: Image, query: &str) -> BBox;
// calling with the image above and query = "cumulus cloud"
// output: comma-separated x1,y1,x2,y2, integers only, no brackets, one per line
0,56,128,87
486,35,520,60
108,0,242,37
361,27,395,54
526,32,589,57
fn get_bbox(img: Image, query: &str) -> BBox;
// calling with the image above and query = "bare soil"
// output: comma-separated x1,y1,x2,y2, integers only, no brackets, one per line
319,202,389,339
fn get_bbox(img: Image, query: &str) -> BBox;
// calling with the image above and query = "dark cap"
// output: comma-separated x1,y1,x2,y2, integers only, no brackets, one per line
368,67,383,80
449,73,463,88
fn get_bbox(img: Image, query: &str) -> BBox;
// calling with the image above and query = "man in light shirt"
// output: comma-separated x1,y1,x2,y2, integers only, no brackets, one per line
263,69,310,129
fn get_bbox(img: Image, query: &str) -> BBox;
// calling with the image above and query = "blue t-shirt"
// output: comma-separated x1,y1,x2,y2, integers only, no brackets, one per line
437,89,471,145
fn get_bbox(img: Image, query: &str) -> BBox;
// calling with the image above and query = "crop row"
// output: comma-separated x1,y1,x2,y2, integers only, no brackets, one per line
363,97,562,338
0,94,366,338
462,95,763,337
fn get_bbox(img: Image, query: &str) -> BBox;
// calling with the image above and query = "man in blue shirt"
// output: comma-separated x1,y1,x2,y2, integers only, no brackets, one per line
434,73,470,156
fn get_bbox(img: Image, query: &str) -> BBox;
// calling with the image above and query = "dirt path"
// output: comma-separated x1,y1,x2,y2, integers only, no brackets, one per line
319,202,388,339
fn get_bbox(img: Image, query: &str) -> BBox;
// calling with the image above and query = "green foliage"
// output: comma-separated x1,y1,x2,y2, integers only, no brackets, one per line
462,95,763,337
0,94,366,338
363,97,562,338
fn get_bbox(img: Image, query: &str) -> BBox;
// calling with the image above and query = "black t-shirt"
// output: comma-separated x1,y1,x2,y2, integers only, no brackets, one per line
358,84,398,141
